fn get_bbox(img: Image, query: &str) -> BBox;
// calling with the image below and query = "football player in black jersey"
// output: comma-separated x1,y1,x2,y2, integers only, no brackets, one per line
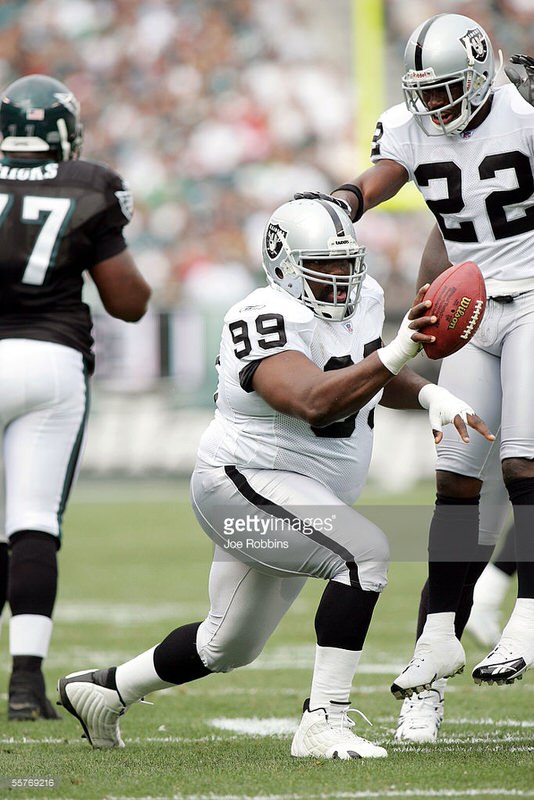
0,74,151,720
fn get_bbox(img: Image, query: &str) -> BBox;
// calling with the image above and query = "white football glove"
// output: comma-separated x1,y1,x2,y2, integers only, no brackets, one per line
418,384,474,438
377,309,422,375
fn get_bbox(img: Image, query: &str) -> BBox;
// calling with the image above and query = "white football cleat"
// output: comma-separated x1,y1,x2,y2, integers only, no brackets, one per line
472,640,533,685
291,699,387,759
57,668,127,748
391,635,465,699
394,681,445,743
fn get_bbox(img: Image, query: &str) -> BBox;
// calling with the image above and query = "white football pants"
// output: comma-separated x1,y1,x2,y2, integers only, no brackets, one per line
436,292,534,546
0,339,89,543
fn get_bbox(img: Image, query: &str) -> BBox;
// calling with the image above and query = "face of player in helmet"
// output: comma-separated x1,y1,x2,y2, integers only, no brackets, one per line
419,79,464,128
302,258,354,307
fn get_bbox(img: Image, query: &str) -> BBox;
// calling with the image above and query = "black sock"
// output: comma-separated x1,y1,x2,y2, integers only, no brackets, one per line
416,579,429,640
493,522,517,576
506,477,534,598
0,542,8,617
153,622,211,684
8,532,58,616
314,580,380,651
415,546,492,642
12,655,43,674
428,494,480,613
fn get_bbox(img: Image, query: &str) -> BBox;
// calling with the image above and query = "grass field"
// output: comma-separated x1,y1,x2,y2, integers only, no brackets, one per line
1,480,533,800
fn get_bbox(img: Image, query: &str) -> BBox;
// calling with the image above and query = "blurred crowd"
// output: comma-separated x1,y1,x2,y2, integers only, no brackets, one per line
0,0,532,317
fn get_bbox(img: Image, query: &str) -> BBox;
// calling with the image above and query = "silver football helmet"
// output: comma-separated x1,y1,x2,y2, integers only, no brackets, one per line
402,13,495,135
261,198,366,322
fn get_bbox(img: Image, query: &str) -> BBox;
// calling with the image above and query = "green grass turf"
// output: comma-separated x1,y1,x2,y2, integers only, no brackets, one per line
0,481,532,800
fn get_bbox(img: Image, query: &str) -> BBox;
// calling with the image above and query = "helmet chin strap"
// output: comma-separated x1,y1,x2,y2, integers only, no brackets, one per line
494,49,504,83
57,117,71,161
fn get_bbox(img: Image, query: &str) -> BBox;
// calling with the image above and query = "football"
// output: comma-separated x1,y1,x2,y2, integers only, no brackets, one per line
421,261,486,360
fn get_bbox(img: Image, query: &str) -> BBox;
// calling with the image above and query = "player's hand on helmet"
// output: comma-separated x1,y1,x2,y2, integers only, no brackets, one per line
418,384,496,445
293,191,352,216
377,284,436,374
505,54,534,106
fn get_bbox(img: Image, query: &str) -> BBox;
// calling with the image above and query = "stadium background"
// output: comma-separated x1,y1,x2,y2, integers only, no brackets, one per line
1,0,531,489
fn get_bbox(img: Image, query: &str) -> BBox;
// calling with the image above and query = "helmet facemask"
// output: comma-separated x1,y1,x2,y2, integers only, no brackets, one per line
402,66,488,136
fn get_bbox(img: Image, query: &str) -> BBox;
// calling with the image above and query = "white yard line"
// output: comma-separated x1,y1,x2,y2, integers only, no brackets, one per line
106,789,534,800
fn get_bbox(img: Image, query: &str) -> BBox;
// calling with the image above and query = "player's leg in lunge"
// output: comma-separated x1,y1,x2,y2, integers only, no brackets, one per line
292,566,388,760
59,467,390,757
59,552,305,749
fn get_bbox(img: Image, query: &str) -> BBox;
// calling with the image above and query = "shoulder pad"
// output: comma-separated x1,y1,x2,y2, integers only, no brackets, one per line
226,286,315,326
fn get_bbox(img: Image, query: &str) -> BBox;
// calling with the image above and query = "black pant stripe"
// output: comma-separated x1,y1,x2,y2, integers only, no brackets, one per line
224,465,360,584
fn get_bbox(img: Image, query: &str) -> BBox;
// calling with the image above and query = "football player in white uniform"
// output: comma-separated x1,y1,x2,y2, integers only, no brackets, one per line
57,197,492,758
0,74,151,720
329,12,534,732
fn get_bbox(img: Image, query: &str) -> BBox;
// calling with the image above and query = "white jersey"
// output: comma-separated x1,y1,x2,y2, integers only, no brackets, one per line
371,85,534,283
196,278,385,505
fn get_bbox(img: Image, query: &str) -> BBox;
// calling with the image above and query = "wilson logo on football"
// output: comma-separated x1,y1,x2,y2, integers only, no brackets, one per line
447,296,472,330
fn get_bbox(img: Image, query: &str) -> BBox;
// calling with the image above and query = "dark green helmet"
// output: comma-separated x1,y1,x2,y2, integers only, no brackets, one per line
0,74,83,161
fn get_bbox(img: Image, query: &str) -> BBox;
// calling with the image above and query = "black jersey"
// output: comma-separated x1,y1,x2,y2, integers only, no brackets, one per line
0,157,132,373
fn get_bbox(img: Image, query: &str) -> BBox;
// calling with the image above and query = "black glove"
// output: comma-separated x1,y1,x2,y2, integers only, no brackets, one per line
504,53,534,106
293,191,352,216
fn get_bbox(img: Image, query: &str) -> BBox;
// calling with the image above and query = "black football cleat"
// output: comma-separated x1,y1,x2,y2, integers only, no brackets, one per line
8,669,61,721
472,642,530,685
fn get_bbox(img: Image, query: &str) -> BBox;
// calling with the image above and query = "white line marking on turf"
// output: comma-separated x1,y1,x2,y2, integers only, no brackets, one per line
54,600,205,624
246,645,403,672
207,717,534,742
209,717,297,735
106,789,534,799
377,716,534,728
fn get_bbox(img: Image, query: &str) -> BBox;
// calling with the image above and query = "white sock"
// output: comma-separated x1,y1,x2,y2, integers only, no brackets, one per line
473,564,511,608
10,614,53,657
115,646,175,705
422,612,456,637
502,598,534,652
309,645,361,718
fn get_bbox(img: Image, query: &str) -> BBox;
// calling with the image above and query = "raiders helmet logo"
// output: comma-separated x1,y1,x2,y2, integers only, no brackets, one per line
265,222,286,260
459,28,488,63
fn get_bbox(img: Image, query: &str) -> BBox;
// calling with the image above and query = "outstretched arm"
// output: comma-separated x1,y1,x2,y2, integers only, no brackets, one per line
331,159,409,221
